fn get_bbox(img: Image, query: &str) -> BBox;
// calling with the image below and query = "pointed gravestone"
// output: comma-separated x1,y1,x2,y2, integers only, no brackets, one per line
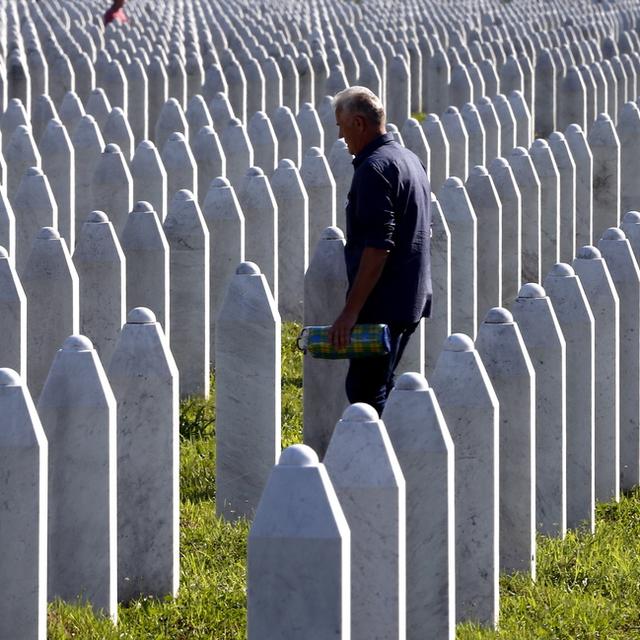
216,262,281,521
73,211,126,368
120,201,170,337
324,403,406,640
23,227,79,400
13,166,57,276
303,227,349,458
442,106,468,180
544,263,595,532
422,113,449,193
476,307,536,577
164,190,210,398
221,117,254,192
508,147,541,284
548,132,577,263
512,283,567,537
0,243,25,376
154,97,188,152
328,138,353,232
301,146,336,253
598,228,640,493
6,124,41,206
431,333,498,627
589,113,620,241
438,177,477,337
466,166,502,322
92,143,133,237
103,107,135,161
201,178,245,364
248,111,278,177
239,167,278,306
108,307,179,602
247,444,350,640
192,125,226,208
37,335,117,620
573,246,620,503
161,131,198,203
617,102,640,214
0,368,47,640
40,118,75,251
271,159,308,322
73,115,104,242
131,140,167,222
382,372,455,640
425,194,452,376
565,124,593,249
530,139,561,278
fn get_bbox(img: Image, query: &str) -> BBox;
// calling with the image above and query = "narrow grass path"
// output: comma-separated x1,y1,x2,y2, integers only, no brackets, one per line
49,323,640,638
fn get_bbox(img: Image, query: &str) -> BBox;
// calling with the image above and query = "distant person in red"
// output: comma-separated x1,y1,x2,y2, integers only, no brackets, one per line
104,0,128,25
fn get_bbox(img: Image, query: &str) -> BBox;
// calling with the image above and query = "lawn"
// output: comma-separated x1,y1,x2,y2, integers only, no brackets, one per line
49,322,640,638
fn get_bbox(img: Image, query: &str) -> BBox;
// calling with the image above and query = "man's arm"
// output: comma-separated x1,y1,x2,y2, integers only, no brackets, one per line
328,247,389,349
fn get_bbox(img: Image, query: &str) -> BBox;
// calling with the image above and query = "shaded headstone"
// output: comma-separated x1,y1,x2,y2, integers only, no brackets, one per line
565,124,593,249
108,307,179,602
216,262,281,521
37,335,117,619
0,246,26,375
131,140,167,222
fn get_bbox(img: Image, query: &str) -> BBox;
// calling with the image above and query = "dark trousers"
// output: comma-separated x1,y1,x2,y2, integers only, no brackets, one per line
345,322,419,415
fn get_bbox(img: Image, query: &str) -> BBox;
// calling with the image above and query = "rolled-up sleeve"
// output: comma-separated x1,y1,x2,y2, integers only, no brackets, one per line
355,163,396,250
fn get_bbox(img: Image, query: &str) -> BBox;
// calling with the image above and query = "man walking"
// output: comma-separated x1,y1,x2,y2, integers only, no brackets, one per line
328,86,432,414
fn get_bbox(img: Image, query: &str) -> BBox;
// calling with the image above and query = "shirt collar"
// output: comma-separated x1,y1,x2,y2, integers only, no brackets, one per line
352,132,395,168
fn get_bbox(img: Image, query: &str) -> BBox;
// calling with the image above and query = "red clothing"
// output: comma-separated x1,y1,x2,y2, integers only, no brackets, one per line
103,7,128,25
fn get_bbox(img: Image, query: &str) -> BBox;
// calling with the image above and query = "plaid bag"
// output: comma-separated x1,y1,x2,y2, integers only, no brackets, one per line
297,324,391,359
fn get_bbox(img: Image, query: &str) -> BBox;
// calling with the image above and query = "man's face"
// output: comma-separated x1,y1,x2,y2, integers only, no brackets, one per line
336,107,366,156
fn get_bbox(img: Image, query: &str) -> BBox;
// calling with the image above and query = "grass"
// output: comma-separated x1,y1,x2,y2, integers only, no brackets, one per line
48,321,640,638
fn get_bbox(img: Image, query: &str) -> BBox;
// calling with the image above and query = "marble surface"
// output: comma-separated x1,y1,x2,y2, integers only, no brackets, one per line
558,66,587,131
23,227,79,400
461,103,485,168
530,139,561,277
438,177,477,337
37,336,117,619
508,147,541,284
248,444,350,640
91,143,133,237
512,284,567,538
0,368,47,640
617,102,640,214
573,246,620,502
72,211,126,368
221,117,254,191
0,179,15,260
163,190,210,398
489,158,522,304
192,125,226,210
72,115,105,244
383,373,455,640
120,201,170,338
107,307,179,602
431,334,499,627
466,166,502,324
303,227,349,458
161,132,198,204
271,159,309,322
477,98,501,165
565,124,594,249
154,97,188,152
103,107,135,163
6,124,41,206
0,246,26,376
201,177,245,366
300,146,336,255
327,138,353,233
597,228,640,492
508,90,533,150
442,106,469,181
425,194,452,377
401,118,431,170
131,140,168,223
40,119,74,251
422,114,450,193
13,166,57,276
548,132,577,263
239,166,279,306
296,103,324,155
588,113,621,241
273,106,302,167
325,403,406,640
248,111,278,177
493,94,516,156
216,262,281,520
544,263,595,532
476,308,536,577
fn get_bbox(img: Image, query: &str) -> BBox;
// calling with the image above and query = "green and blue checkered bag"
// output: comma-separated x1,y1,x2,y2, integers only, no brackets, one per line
297,324,391,359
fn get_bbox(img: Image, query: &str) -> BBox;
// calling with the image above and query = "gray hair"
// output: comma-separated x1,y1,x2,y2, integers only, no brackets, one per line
333,86,385,126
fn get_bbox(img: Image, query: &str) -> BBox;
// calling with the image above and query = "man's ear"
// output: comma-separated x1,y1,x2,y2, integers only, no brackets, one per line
353,114,367,131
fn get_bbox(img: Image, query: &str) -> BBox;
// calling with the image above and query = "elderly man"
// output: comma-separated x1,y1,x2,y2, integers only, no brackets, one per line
328,86,432,415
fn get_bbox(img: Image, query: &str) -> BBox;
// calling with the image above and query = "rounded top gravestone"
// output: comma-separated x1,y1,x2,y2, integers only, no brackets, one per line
62,334,93,351
444,333,474,352
341,402,378,422
395,371,429,390
127,307,156,324
517,283,546,298
0,367,21,386
236,261,260,275
279,444,319,466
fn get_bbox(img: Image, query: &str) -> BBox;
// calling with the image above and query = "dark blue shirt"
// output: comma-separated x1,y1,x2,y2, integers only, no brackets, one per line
345,132,432,325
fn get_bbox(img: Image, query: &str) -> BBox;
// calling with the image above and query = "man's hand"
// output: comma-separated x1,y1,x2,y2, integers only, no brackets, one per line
329,309,359,349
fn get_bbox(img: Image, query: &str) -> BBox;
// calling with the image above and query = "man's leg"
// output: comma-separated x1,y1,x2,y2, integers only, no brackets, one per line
345,323,419,415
